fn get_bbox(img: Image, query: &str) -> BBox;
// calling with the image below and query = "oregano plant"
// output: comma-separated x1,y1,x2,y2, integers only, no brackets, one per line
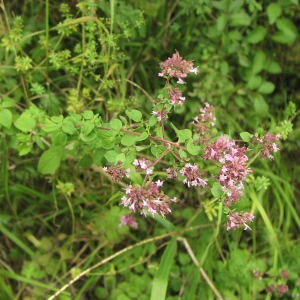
9,52,285,231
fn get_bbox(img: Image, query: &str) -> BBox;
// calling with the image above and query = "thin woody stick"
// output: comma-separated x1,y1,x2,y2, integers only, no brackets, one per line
47,225,209,299
177,237,224,300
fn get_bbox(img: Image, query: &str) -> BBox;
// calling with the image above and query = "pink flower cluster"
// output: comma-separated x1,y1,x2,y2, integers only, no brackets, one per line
121,180,177,217
153,52,198,122
180,163,207,188
166,167,178,179
267,284,289,296
103,162,129,182
120,214,138,229
252,132,280,159
152,109,168,122
158,51,198,84
193,102,216,136
133,158,153,175
226,211,255,230
204,136,251,206
168,88,186,105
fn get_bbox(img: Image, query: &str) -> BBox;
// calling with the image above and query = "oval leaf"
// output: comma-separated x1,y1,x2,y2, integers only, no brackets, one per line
0,109,13,129
125,109,142,122
15,112,36,133
240,132,253,142
246,26,267,44
258,81,275,94
267,3,282,24
38,146,64,174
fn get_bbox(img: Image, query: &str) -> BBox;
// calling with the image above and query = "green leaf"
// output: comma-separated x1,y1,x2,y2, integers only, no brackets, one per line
125,109,142,122
82,110,94,119
97,130,116,149
43,119,61,133
15,112,36,132
38,146,64,174
258,81,275,94
120,132,148,146
186,139,201,155
151,145,166,158
104,150,120,163
211,182,223,198
1,96,15,108
18,144,32,156
240,132,252,142
81,120,94,136
238,54,250,67
246,26,267,44
178,149,187,159
252,51,266,74
272,18,298,44
62,118,77,135
276,17,298,37
177,129,192,143
109,119,122,131
52,132,67,146
253,94,269,116
267,3,282,24
247,75,262,90
216,14,227,32
264,60,281,74
0,109,12,128
230,11,251,27
171,123,192,143
150,238,177,300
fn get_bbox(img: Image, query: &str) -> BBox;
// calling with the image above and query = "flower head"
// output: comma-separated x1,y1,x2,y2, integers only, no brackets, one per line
226,211,255,230
120,214,138,229
121,181,177,217
103,162,129,182
166,167,178,179
133,158,153,175
159,51,197,83
252,132,281,159
180,163,207,188
204,136,251,206
168,88,186,105
152,109,168,122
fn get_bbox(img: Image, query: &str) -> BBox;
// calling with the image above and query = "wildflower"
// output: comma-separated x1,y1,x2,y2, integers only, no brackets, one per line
133,158,153,175
121,181,177,217
204,136,235,161
252,270,263,280
193,102,216,136
204,136,251,206
277,284,289,295
120,214,138,229
266,285,276,293
226,211,255,230
158,51,198,83
152,109,168,122
281,270,289,280
166,167,178,179
194,102,216,125
252,132,281,159
168,88,186,105
180,163,207,187
103,162,130,182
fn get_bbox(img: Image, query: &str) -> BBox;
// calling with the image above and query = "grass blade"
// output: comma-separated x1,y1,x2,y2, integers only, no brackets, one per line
0,224,34,258
150,237,177,300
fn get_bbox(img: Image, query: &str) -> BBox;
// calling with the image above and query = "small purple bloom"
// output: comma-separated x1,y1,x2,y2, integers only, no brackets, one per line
180,163,207,188
120,215,138,229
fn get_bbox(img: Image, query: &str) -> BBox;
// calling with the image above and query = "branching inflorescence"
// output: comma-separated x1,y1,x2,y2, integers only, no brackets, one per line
103,52,281,231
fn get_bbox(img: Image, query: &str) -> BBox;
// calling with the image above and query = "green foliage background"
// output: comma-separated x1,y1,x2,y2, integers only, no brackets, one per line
0,0,299,299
